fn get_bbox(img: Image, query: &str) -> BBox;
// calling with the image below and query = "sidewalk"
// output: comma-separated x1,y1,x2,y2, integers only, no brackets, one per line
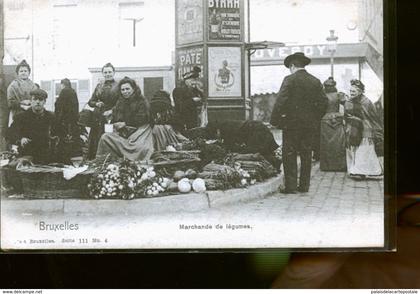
271,162,384,222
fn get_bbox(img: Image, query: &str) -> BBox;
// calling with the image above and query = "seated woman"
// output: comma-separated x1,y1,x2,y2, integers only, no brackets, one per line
96,77,152,161
149,90,187,151
96,79,187,161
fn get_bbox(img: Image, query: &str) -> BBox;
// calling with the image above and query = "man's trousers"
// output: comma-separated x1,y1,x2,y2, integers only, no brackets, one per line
282,128,315,192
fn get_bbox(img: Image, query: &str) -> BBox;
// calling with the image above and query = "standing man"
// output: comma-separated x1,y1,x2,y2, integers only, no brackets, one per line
270,52,328,193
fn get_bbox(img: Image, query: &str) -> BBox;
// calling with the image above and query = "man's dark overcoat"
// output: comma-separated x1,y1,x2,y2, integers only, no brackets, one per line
270,69,328,130
8,109,57,164
270,69,328,192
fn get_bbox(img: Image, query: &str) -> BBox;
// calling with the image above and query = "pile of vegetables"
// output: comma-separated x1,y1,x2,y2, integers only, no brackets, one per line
224,153,277,182
86,139,280,199
87,159,170,200
177,138,227,166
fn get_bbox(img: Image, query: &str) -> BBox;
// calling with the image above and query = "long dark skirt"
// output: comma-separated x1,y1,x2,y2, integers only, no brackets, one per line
320,113,347,171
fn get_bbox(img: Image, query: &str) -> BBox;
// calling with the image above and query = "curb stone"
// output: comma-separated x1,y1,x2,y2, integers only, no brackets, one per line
1,174,283,216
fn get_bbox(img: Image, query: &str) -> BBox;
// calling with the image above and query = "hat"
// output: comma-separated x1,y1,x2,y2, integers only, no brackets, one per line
284,52,311,68
16,59,31,74
183,66,201,80
30,89,48,100
323,77,337,88
350,79,365,92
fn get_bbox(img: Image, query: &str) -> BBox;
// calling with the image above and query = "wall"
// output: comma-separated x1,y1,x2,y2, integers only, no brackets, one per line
3,0,176,83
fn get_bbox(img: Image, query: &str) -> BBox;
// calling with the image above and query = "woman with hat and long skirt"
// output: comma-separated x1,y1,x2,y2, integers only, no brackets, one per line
7,60,37,127
319,77,347,171
344,79,383,179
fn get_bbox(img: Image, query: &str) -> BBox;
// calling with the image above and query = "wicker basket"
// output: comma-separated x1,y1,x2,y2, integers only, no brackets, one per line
152,158,201,177
18,166,94,199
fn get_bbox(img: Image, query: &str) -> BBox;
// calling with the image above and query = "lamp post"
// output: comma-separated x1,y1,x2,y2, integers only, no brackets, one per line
326,29,338,78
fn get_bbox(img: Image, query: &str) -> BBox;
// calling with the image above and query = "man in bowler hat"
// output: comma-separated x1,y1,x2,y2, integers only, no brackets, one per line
270,52,328,193
7,89,58,164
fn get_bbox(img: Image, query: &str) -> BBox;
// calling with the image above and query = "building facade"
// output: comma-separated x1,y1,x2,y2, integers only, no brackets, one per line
3,0,383,111
3,0,175,110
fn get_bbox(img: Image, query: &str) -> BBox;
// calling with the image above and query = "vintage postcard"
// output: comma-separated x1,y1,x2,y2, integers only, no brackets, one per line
0,0,389,250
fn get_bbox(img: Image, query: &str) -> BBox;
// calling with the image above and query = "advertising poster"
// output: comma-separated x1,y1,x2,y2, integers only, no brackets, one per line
208,47,241,97
175,46,204,85
177,0,204,45
208,0,242,41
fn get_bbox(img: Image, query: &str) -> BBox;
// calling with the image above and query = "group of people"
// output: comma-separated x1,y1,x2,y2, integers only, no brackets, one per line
4,61,208,165
6,60,80,164
4,53,383,193
270,52,383,194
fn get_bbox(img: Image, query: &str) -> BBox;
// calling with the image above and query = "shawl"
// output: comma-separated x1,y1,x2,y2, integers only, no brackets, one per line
7,78,36,111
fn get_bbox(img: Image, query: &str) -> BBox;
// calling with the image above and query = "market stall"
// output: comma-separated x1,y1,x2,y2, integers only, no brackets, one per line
1,138,281,200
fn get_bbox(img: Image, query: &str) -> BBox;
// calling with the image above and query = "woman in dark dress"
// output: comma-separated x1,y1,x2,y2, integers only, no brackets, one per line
86,62,119,159
319,77,347,171
55,78,81,163
96,77,152,161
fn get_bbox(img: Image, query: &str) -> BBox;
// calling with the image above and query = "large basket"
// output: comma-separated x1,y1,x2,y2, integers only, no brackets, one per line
149,150,201,176
152,158,202,176
18,166,94,199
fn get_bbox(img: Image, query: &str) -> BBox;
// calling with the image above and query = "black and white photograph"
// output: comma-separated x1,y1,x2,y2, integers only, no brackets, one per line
0,0,386,250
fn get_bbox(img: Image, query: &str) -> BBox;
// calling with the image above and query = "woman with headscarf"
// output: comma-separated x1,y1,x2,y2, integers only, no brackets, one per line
96,77,152,161
86,62,119,159
344,79,383,179
7,60,37,127
319,77,347,171
55,78,81,163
